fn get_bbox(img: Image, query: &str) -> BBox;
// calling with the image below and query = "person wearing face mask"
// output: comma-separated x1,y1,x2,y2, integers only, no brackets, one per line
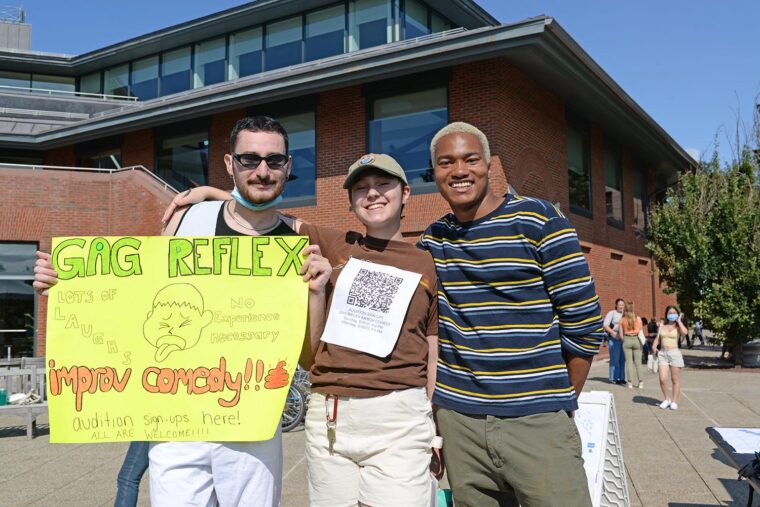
652,305,689,410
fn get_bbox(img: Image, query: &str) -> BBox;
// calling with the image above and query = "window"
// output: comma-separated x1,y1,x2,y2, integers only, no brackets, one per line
0,243,37,358
194,37,227,88
604,138,623,226
0,71,30,90
130,56,159,100
431,10,452,33
104,64,130,97
368,87,447,189
567,113,592,214
404,0,430,39
280,111,316,201
305,5,345,62
156,130,209,191
31,75,75,95
80,72,102,95
265,16,303,71
349,0,391,51
229,27,263,79
633,161,647,237
79,150,121,169
160,47,192,96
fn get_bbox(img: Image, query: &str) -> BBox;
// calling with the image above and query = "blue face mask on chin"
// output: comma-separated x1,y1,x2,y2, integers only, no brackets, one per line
667,314,678,322
231,186,282,211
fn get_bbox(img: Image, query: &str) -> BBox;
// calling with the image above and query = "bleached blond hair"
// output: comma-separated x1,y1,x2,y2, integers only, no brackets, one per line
430,122,491,166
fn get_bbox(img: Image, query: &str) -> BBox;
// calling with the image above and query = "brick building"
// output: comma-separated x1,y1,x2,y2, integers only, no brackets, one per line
0,0,689,358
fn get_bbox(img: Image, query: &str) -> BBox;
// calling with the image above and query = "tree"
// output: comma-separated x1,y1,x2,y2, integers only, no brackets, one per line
647,148,760,363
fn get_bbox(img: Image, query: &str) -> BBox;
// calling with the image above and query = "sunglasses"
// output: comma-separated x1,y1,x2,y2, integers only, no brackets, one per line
232,152,288,170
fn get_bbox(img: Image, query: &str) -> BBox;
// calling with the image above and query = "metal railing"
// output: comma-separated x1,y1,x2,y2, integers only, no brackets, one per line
0,162,178,193
0,84,138,101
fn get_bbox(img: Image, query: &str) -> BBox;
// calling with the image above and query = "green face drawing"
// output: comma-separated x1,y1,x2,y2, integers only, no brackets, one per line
143,284,213,362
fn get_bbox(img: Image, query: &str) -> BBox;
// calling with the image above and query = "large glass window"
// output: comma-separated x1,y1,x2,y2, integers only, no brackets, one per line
160,47,192,96
0,71,30,90
265,16,303,71
567,113,592,214
633,162,647,237
80,72,102,95
280,111,316,200
604,138,623,226
104,64,130,97
156,131,209,191
229,27,263,79
404,0,430,39
305,5,345,62
31,75,76,95
131,56,159,101
0,243,37,358
349,0,391,51
194,37,227,88
369,87,447,188
431,10,452,33
79,149,122,170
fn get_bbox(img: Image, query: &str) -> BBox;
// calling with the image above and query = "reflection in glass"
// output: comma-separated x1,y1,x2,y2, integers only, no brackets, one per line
156,133,209,191
279,111,316,199
633,164,647,236
80,72,102,95
131,56,159,100
567,116,591,212
161,47,192,96
0,71,30,90
104,64,130,96
80,150,122,170
431,11,452,33
349,0,391,51
404,0,429,39
266,17,303,71
604,139,623,225
0,243,36,358
229,28,263,79
305,5,345,62
31,75,76,95
194,37,227,88
369,87,447,187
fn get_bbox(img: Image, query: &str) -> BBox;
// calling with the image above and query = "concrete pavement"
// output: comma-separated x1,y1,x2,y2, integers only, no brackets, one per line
1,346,757,506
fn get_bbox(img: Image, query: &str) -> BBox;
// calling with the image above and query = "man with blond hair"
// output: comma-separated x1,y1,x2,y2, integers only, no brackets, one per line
418,121,603,506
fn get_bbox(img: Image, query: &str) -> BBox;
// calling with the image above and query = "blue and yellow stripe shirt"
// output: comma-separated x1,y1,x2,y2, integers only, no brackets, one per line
418,194,603,416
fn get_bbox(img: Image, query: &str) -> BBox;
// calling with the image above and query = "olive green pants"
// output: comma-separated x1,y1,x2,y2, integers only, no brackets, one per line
437,408,591,507
623,335,645,386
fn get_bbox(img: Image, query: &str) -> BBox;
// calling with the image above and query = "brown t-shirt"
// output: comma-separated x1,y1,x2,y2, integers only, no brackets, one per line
301,223,439,397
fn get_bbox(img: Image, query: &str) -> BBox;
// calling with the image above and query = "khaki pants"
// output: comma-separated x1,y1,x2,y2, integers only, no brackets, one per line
623,335,645,385
436,408,591,507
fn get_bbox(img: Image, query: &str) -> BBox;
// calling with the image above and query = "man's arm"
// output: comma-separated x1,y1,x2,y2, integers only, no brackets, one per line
537,209,603,385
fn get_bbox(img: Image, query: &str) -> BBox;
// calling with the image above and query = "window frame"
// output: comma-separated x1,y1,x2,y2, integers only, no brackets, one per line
566,109,593,219
604,136,624,229
0,241,39,358
153,119,211,191
364,74,450,194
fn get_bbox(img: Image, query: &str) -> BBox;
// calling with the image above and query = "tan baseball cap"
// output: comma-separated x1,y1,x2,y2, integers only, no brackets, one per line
343,153,408,189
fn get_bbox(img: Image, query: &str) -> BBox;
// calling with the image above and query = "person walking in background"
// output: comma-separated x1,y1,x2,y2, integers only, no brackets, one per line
618,302,645,389
678,312,691,349
694,319,705,346
652,305,689,410
640,317,650,364
603,299,626,385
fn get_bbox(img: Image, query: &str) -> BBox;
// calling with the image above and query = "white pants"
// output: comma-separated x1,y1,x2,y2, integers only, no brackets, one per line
305,388,436,507
149,430,282,507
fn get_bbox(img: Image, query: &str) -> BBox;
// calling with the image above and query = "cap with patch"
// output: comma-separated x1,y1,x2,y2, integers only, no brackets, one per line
343,153,408,189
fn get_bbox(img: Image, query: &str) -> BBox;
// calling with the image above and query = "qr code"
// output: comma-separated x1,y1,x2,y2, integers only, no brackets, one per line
346,268,403,313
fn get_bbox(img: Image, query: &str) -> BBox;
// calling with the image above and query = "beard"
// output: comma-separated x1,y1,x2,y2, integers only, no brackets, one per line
232,168,285,204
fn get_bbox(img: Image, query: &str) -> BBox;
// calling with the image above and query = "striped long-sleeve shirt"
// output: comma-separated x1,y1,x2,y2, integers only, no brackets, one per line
418,194,603,416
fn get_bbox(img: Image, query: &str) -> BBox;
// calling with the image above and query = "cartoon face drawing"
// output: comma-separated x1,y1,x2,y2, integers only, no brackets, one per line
143,284,213,362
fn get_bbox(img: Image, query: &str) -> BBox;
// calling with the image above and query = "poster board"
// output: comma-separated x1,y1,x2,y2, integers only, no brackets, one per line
46,236,308,443
576,391,629,507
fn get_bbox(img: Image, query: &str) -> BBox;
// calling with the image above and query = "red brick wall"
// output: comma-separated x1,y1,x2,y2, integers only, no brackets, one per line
122,129,154,171
0,167,175,355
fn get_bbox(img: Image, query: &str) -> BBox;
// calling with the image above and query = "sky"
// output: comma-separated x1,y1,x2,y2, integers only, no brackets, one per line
17,0,760,165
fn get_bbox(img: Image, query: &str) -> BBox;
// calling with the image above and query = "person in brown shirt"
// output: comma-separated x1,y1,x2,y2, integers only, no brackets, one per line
162,153,440,506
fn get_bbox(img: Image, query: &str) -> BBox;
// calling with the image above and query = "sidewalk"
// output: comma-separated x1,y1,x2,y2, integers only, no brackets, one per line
0,346,757,506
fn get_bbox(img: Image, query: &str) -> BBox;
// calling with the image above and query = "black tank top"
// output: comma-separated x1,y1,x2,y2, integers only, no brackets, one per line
214,203,296,236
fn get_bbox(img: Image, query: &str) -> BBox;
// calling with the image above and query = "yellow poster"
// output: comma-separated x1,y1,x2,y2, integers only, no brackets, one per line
46,236,308,443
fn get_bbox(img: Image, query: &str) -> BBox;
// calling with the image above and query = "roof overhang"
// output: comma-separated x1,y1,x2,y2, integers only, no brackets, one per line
0,16,694,182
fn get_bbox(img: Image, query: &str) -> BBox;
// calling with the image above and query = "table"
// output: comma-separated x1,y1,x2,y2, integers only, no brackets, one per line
707,427,760,507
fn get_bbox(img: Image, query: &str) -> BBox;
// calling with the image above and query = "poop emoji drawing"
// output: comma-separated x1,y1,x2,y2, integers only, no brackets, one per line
143,284,213,362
